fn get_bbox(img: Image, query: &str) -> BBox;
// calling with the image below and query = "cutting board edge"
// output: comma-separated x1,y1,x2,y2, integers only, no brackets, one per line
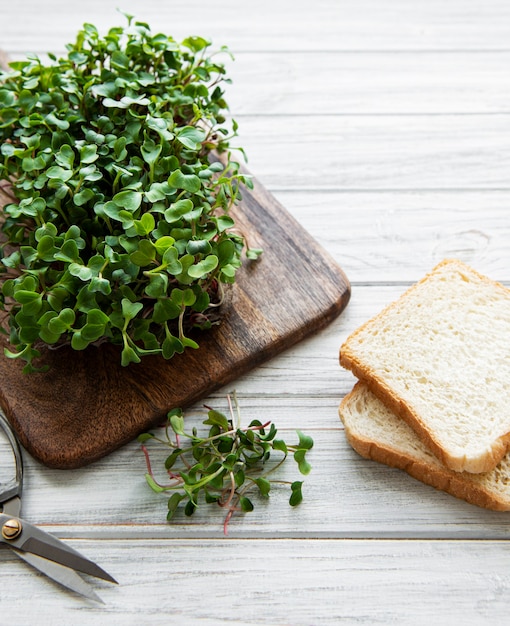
13,278,350,469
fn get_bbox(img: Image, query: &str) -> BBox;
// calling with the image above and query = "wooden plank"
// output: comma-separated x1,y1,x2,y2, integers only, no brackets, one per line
234,114,510,191
1,537,509,624
0,173,350,469
276,190,510,283
10,407,510,538
2,0,510,53
225,51,510,115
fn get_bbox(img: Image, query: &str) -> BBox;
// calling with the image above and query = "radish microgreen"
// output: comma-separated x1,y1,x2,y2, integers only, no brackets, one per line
139,393,313,534
0,16,261,372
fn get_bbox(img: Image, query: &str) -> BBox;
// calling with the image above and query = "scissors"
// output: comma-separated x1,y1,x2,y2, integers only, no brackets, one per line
0,409,117,603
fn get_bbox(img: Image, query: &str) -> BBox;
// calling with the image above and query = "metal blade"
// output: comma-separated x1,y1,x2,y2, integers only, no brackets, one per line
22,535,117,584
1,495,21,517
0,513,117,584
13,548,104,603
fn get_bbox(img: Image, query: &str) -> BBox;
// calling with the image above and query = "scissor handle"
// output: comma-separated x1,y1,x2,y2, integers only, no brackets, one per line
0,409,23,504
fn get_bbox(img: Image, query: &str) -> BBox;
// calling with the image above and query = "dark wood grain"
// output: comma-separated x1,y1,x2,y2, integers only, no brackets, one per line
0,175,350,468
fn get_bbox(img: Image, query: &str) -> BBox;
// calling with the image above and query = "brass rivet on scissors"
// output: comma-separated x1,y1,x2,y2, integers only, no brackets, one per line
2,518,22,540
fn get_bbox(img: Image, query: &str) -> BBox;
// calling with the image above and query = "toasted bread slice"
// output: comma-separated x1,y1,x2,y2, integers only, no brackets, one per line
340,259,510,474
339,382,510,511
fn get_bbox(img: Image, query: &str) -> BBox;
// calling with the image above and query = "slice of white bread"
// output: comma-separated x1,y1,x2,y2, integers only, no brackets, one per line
340,259,510,474
339,382,510,511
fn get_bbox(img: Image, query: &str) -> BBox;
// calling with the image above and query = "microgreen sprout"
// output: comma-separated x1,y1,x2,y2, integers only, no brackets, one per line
0,16,261,372
139,392,313,534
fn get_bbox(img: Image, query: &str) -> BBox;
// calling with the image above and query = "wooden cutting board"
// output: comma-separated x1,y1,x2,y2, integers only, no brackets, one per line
0,174,350,468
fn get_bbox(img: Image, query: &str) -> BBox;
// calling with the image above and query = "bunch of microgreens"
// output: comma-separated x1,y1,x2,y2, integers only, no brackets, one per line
0,15,260,373
139,393,313,534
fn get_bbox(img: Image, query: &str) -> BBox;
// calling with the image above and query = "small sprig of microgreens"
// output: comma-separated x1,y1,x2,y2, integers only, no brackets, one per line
138,393,313,534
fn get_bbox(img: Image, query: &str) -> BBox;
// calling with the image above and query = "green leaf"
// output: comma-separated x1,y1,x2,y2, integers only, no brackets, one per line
80,144,98,164
170,413,185,435
164,448,183,470
247,248,263,260
145,473,166,493
175,126,206,150
74,188,95,206
134,212,155,236
234,469,245,488
186,239,212,256
145,182,172,203
121,298,143,323
222,453,238,471
181,336,199,349
48,308,75,333
36,235,58,261
204,410,230,432
46,165,73,182
167,493,186,520
38,326,62,345
13,290,41,305
141,137,162,166
153,299,181,323
138,433,155,443
289,481,303,507
71,331,90,350
171,287,196,307
154,236,176,255
69,263,94,281
216,239,235,264
20,246,37,267
239,497,254,513
254,477,271,497
54,239,79,263
272,439,288,454
294,449,312,476
162,333,183,357
45,112,70,130
187,255,218,278
297,431,314,450
113,189,143,212
215,215,235,232
168,169,201,193
145,273,168,298
35,222,58,241
164,199,194,224
121,344,141,366
184,499,197,517
88,277,111,295
55,144,75,168
130,240,156,266
47,287,70,312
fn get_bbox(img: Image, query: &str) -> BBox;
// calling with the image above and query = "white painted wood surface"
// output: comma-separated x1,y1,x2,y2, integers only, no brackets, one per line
1,1,510,623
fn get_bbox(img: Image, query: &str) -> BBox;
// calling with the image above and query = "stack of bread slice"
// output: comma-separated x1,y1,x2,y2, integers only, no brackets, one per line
339,259,510,510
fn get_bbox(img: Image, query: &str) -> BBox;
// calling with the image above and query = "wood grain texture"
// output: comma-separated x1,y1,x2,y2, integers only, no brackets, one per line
2,538,510,625
235,114,510,191
3,0,510,52
226,51,510,115
280,190,510,283
2,1,510,623
10,426,510,539
0,175,350,469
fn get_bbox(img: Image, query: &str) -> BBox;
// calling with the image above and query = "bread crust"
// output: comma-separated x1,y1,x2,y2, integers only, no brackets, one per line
339,385,510,511
339,259,510,474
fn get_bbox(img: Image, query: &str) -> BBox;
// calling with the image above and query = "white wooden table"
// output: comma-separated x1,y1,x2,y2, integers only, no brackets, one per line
2,1,510,623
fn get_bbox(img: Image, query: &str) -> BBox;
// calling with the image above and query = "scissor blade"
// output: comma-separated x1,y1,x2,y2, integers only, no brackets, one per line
0,513,117,584
13,548,104,603
21,534,117,583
